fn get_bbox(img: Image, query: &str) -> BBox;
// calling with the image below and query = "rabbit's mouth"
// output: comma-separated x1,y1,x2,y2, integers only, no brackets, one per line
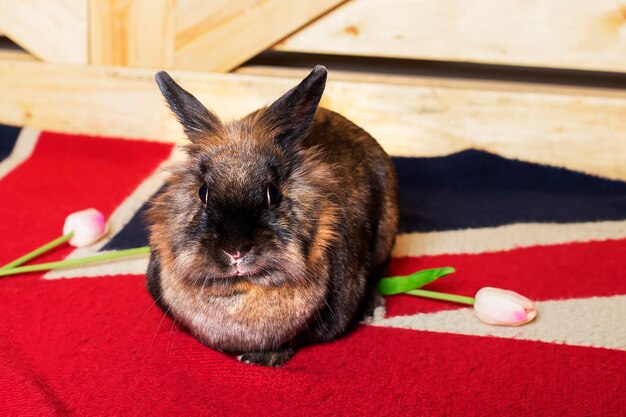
198,267,278,284
223,261,260,279
233,263,250,277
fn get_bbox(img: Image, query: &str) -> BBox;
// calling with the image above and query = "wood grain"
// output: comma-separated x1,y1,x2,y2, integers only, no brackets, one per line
89,0,175,68
275,0,626,72
174,0,345,72
0,0,87,64
1,60,625,182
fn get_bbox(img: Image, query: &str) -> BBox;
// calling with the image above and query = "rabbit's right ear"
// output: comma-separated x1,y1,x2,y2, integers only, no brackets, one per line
155,71,222,142
262,65,327,150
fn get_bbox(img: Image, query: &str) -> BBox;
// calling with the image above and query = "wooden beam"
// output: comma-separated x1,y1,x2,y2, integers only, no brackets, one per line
0,0,87,64
275,0,626,73
0,40,38,62
89,0,175,68
1,60,626,182
235,65,626,98
174,0,345,72
0,48,37,62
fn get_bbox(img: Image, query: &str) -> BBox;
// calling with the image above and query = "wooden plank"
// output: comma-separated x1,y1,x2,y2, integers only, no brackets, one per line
1,60,626,182
174,0,345,72
89,0,175,67
0,48,38,62
275,0,626,73
0,0,87,64
0,37,38,62
235,65,626,98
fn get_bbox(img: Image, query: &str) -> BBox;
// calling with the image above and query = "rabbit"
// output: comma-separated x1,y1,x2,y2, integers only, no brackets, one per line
146,66,399,367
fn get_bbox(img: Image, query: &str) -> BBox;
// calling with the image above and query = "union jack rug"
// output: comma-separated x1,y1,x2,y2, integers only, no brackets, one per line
0,125,624,416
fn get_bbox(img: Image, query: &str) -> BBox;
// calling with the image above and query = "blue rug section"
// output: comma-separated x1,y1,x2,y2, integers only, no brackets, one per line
0,124,22,163
101,149,626,250
394,149,626,232
100,186,169,251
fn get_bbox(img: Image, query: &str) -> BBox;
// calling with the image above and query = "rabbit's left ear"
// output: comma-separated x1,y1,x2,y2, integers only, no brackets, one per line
263,65,327,148
155,71,223,143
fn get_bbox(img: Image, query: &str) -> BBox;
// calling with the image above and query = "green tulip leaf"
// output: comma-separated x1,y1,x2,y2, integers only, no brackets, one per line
377,267,456,296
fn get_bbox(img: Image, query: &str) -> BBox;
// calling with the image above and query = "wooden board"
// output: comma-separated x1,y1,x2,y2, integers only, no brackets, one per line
235,65,626,97
0,0,342,72
275,0,626,73
174,0,345,71
89,0,175,68
0,0,87,64
0,47,37,62
1,60,626,182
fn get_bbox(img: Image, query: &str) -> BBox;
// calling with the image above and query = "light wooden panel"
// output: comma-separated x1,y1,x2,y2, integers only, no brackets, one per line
0,47,38,62
174,0,345,72
1,60,626,182
0,0,87,64
89,0,175,68
276,0,626,73
235,65,626,97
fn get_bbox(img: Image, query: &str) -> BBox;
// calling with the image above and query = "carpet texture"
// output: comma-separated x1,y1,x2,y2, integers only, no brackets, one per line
0,125,624,416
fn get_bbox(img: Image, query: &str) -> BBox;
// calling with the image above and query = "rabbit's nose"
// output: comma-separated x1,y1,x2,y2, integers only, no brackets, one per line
221,246,252,264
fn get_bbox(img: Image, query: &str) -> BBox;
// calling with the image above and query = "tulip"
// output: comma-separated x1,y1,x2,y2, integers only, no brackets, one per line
63,208,108,248
0,208,109,270
378,269,537,327
473,287,536,326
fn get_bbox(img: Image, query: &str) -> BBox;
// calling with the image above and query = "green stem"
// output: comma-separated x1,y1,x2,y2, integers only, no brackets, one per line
0,233,74,270
405,288,475,305
0,246,150,277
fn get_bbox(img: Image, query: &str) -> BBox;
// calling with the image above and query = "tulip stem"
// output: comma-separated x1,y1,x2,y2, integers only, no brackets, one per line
405,289,475,305
0,246,150,277
0,232,74,270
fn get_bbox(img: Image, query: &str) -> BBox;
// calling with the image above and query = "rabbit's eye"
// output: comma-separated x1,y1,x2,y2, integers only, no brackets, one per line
266,183,281,206
199,183,208,204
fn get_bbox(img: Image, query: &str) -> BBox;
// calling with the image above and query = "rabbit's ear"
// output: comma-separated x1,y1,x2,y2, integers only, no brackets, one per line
263,65,327,148
155,71,223,142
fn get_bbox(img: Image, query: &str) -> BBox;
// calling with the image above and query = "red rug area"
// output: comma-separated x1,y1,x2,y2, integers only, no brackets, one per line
0,129,624,416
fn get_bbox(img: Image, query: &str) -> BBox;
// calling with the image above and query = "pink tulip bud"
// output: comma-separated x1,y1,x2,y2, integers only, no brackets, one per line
62,208,108,247
473,287,537,326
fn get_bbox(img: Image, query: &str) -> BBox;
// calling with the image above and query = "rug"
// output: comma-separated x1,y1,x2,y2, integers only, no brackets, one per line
0,125,624,416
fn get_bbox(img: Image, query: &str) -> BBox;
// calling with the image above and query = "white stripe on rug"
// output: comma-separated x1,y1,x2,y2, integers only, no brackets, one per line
47,218,626,279
370,295,626,351
393,220,626,258
0,127,40,180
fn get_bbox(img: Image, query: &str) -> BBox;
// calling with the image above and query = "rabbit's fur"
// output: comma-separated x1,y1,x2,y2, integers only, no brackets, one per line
146,66,398,366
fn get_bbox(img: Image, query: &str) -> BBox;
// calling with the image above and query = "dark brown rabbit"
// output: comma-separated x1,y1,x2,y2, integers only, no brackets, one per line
146,66,399,366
